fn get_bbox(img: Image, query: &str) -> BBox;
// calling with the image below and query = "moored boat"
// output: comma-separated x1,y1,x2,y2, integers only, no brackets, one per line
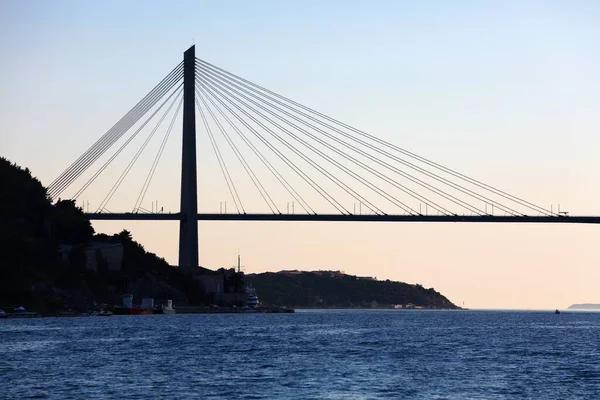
113,307,152,315
112,294,152,315
8,306,41,318
246,287,259,308
163,306,175,314
153,299,175,314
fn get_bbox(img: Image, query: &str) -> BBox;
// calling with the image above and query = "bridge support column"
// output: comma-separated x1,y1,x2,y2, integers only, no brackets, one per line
178,45,199,269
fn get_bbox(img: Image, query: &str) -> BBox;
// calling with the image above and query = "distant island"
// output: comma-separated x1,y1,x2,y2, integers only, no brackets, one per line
0,156,459,313
568,304,600,310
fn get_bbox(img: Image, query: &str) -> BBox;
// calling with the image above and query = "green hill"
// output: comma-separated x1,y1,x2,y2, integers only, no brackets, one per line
247,271,458,309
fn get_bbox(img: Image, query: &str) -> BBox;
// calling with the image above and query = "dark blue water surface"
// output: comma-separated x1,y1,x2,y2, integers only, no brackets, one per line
2,310,600,399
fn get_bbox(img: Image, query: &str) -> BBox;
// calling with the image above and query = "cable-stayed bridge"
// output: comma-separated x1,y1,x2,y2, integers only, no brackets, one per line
47,46,600,268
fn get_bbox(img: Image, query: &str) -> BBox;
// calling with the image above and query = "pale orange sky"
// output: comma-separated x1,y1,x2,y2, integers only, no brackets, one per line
2,1,600,309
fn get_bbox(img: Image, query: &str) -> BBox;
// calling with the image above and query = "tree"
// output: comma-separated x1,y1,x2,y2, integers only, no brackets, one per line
116,230,132,242
52,199,94,244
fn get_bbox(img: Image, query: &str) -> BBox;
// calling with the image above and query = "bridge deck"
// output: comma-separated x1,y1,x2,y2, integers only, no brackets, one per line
84,213,600,224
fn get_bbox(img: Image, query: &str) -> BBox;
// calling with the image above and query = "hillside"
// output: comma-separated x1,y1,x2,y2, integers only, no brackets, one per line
0,157,208,312
246,271,458,309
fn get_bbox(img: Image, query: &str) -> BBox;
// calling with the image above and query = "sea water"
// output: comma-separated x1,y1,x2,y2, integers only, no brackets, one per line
2,310,600,399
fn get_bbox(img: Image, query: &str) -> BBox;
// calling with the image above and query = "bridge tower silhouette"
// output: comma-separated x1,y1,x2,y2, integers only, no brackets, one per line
179,45,199,269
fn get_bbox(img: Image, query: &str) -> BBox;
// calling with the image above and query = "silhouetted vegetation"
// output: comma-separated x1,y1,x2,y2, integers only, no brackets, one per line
247,272,458,309
0,157,205,312
52,199,94,244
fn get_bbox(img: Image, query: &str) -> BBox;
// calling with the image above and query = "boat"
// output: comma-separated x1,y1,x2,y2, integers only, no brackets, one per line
246,287,259,308
98,310,113,316
555,309,560,314
0,309,7,319
153,300,175,314
161,300,175,314
8,306,40,318
113,306,152,315
112,294,152,315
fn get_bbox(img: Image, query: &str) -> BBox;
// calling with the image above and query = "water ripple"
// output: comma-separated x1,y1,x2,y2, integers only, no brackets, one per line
3,311,600,398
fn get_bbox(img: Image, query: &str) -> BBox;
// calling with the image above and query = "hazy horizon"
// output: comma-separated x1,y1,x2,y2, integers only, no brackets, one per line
2,0,600,309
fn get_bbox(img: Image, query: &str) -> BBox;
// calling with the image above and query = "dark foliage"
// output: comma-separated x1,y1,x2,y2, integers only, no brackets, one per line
0,158,57,309
0,157,205,312
247,272,458,309
52,199,94,244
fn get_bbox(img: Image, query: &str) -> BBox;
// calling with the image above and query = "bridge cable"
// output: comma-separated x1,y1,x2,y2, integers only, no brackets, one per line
49,63,183,198
197,76,359,214
48,62,182,197
199,68,478,216
196,87,278,214
195,96,244,214
198,72,394,215
197,63,501,216
197,58,552,216
50,67,183,199
133,93,184,212
198,67,471,215
97,87,184,212
195,76,343,214
52,67,183,199
197,63,523,217
199,63,519,217
73,83,184,200
195,75,313,214
197,76,383,215
198,72,416,215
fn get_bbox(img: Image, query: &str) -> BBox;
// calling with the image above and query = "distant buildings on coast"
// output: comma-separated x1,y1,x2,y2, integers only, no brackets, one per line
278,269,376,281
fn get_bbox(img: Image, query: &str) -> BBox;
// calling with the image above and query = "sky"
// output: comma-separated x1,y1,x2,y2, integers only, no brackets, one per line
1,0,600,309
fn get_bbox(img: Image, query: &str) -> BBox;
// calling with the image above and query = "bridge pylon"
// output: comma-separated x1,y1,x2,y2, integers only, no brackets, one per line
178,45,199,269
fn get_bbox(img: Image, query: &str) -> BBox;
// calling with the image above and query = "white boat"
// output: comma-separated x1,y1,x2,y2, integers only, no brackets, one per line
152,300,175,314
246,287,259,308
0,309,7,319
161,300,175,314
